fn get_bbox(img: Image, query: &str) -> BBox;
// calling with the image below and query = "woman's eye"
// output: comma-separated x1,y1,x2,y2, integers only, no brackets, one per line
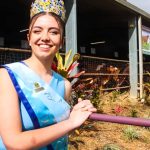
50,30,59,35
33,30,41,34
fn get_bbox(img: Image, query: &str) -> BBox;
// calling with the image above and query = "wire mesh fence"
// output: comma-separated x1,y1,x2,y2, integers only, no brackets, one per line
0,48,31,65
78,55,130,92
1,47,150,94
143,62,150,83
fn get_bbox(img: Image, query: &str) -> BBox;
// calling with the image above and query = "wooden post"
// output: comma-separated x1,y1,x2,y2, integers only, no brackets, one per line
65,0,78,79
65,0,77,55
128,16,138,98
138,16,143,99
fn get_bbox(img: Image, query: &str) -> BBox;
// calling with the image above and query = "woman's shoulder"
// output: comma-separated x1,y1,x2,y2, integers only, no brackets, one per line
0,67,8,76
0,62,21,83
0,67,13,88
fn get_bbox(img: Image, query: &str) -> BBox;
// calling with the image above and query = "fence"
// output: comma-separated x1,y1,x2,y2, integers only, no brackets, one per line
143,62,150,83
0,47,150,93
0,47,31,65
78,55,130,92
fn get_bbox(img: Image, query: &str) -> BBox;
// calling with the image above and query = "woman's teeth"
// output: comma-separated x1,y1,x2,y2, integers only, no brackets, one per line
40,45,50,48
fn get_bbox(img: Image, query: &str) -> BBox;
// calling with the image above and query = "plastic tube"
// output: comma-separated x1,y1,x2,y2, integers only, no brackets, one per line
89,113,150,127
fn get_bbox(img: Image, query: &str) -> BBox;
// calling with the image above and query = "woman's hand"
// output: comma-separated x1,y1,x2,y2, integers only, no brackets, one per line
68,98,97,129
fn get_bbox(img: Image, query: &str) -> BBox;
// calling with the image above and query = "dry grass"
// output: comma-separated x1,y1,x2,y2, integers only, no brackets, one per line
68,92,150,150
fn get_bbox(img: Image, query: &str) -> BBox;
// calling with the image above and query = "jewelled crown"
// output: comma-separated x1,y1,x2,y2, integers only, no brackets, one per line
30,0,66,21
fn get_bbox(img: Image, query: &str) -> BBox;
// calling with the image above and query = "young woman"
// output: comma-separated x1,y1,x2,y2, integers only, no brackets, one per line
0,0,96,149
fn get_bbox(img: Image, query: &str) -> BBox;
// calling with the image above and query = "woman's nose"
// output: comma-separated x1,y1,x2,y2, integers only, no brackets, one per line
41,32,50,41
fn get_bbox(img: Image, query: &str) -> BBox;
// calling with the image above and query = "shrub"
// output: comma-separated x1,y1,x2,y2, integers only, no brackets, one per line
102,143,122,150
123,126,140,141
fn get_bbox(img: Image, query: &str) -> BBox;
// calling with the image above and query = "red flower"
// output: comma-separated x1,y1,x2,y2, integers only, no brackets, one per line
114,105,123,114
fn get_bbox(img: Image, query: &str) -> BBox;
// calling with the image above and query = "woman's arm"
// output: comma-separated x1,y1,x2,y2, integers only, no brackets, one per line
64,78,72,102
0,69,72,149
0,69,96,149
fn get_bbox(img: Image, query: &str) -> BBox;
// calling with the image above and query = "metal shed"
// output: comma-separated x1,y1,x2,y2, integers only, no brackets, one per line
65,0,150,99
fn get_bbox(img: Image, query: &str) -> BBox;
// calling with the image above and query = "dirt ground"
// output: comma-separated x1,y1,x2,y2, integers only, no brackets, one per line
68,92,150,150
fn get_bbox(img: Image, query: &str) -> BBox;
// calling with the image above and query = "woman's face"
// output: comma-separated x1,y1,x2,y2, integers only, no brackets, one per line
28,14,61,60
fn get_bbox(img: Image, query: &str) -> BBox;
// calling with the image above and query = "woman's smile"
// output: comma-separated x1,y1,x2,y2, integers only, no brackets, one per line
38,44,52,51
39,44,50,49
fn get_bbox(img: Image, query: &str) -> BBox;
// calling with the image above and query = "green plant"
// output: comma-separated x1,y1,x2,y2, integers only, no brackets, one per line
130,109,138,117
123,126,140,141
53,51,100,109
90,88,100,108
52,49,85,80
52,50,86,107
142,42,150,50
102,143,122,150
109,91,120,102
71,78,101,109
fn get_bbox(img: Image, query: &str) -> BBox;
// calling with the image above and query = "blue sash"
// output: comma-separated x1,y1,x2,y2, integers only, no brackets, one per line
3,62,70,150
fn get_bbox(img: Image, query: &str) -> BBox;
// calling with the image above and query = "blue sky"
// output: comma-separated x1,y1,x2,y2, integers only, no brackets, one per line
127,0,150,14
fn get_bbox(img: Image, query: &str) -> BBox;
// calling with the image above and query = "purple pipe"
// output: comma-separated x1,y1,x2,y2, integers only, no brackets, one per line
89,113,150,127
